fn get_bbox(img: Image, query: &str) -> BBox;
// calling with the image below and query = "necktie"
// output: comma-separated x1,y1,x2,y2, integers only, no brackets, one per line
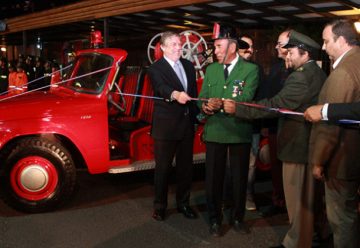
174,61,187,91
224,64,231,80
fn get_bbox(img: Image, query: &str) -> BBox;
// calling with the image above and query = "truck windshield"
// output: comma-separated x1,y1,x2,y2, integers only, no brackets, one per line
63,53,114,94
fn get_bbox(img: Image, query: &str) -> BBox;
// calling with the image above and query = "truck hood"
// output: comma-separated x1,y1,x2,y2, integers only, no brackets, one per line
0,90,103,122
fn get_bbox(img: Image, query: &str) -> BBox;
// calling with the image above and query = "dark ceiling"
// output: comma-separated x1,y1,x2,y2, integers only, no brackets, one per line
1,0,360,46
0,0,80,20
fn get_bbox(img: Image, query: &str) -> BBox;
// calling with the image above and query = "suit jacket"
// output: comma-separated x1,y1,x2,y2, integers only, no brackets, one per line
148,57,198,140
309,46,360,180
261,60,292,133
0,66,8,93
235,60,326,164
198,58,259,143
327,102,360,120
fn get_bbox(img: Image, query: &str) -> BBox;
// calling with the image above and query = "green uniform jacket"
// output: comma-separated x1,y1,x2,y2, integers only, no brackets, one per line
198,58,259,143
235,61,326,164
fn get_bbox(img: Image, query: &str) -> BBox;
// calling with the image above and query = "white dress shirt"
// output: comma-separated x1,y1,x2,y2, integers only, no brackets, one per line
321,49,352,120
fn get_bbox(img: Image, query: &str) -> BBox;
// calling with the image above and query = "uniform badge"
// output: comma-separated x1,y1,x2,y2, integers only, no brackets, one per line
232,86,239,97
232,80,246,97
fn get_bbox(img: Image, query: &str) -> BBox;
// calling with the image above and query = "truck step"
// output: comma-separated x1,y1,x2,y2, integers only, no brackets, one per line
108,153,205,174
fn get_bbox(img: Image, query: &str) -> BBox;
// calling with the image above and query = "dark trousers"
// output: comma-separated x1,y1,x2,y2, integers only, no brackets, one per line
268,133,285,207
205,142,250,224
153,127,194,210
325,177,360,248
0,79,8,94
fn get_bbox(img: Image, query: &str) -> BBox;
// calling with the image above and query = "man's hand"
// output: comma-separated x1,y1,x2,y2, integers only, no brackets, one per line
207,98,222,111
304,105,324,122
202,102,214,115
313,164,324,181
172,91,191,104
223,99,236,114
201,98,222,115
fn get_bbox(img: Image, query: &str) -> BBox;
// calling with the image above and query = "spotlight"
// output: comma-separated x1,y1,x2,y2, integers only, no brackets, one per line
354,21,360,33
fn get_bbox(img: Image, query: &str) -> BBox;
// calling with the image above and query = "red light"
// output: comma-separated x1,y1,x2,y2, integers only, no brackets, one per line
90,30,103,48
212,23,220,40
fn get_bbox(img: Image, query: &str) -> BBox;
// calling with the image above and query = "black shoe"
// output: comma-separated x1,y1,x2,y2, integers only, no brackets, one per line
260,205,286,217
209,222,222,237
233,220,251,234
177,205,198,219
269,245,285,248
312,233,333,247
152,209,165,221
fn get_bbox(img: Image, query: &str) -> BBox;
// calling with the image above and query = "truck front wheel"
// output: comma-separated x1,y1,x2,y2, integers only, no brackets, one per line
1,137,76,213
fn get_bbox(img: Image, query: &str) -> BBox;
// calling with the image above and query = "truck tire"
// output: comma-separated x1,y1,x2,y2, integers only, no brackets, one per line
1,137,76,213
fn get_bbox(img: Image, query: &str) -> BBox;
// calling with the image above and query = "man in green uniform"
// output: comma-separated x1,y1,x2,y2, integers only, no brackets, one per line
223,30,326,248
198,23,259,237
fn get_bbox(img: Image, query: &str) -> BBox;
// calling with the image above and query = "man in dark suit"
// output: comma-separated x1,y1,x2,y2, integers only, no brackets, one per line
307,19,360,248
224,30,326,248
148,31,199,221
258,30,291,217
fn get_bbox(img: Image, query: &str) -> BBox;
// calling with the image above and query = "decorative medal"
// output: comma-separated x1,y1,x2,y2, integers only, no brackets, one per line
232,86,239,98
232,80,246,97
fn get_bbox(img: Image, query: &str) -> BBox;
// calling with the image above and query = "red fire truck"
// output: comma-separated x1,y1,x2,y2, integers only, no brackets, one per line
0,46,206,213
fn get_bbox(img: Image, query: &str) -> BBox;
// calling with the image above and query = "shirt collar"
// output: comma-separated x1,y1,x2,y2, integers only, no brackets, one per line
164,55,179,67
332,48,352,69
224,54,239,74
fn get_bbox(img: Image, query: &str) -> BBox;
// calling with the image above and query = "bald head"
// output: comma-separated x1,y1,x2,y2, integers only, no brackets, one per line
276,30,290,60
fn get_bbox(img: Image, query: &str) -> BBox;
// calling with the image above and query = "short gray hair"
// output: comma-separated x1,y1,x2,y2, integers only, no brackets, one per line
160,31,180,46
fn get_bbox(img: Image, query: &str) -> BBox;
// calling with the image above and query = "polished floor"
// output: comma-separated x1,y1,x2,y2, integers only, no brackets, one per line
0,167,322,248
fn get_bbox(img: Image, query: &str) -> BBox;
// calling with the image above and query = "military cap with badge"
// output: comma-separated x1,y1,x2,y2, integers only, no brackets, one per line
282,30,321,71
282,30,320,51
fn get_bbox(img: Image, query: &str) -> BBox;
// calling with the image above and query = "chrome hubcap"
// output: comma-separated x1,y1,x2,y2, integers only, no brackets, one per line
20,165,49,192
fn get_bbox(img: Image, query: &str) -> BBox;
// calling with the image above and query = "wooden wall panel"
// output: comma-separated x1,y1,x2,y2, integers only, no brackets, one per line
3,0,214,34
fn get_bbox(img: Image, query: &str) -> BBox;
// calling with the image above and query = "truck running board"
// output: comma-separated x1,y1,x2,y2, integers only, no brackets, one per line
108,153,205,174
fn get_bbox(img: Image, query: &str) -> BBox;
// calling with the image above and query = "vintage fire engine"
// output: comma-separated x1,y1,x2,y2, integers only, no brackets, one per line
0,31,209,213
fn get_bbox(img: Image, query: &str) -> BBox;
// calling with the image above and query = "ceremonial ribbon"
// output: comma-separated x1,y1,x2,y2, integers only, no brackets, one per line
1,60,358,125
118,93,360,125
235,102,360,124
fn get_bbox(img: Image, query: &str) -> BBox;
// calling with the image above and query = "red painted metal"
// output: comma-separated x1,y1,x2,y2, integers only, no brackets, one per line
256,137,271,171
0,47,205,195
130,126,154,162
0,47,207,212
